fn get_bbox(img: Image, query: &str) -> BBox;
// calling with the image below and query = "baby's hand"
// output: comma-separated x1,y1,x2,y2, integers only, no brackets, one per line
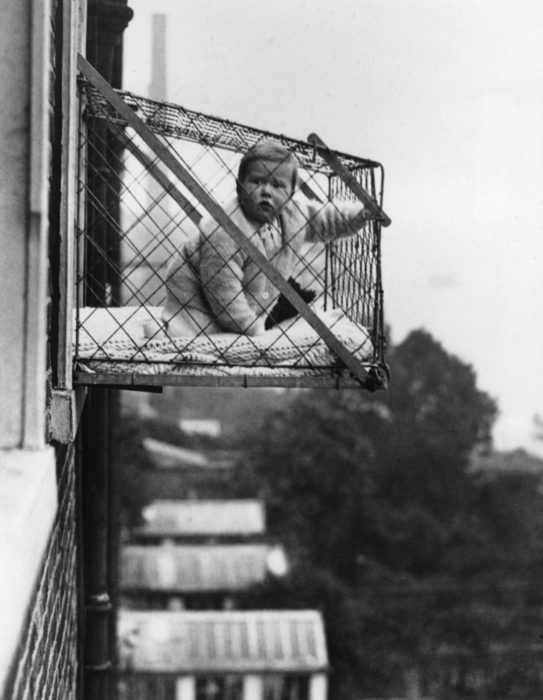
143,318,166,339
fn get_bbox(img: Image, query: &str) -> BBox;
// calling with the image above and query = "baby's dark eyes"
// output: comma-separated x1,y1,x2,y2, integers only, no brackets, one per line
245,176,289,190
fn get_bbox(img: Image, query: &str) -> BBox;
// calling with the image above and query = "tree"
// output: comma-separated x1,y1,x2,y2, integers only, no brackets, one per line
376,330,497,516
239,329,499,579
235,329,543,697
236,389,387,581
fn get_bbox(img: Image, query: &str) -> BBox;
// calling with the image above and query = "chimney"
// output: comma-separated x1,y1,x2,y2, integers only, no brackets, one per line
149,14,167,100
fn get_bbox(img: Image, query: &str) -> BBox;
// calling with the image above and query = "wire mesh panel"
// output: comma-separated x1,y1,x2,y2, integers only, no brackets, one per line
74,75,388,389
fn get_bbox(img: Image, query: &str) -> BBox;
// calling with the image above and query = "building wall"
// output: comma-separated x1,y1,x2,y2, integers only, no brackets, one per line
0,0,84,696
0,0,36,446
5,446,79,700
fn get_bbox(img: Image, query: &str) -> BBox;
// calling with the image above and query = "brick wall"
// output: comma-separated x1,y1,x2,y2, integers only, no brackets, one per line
7,0,82,694
0,0,81,695
6,446,79,700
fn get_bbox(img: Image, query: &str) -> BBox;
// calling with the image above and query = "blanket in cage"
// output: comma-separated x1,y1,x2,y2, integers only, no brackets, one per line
75,307,373,377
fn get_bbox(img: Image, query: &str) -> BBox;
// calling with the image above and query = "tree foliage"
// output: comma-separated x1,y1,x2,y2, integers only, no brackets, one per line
239,329,500,580
376,330,497,517
115,328,543,698
233,329,543,698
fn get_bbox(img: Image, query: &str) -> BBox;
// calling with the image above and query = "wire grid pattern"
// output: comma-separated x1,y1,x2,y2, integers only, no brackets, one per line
8,448,78,700
75,83,386,380
328,168,386,368
84,86,382,173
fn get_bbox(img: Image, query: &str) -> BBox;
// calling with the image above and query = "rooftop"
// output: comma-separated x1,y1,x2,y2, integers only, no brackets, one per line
136,499,266,539
118,610,328,673
120,543,285,593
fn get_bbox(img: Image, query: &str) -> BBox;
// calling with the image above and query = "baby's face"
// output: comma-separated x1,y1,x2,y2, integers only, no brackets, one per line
238,159,295,224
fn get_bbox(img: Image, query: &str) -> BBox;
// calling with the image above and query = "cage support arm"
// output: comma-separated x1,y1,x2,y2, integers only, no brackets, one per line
308,133,391,227
108,125,203,226
78,55,373,387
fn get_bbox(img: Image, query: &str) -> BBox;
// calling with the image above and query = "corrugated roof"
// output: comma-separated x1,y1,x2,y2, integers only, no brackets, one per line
137,499,266,538
118,610,328,673
120,544,276,593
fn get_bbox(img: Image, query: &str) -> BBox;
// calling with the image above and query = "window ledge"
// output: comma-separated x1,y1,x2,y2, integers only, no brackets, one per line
0,447,57,695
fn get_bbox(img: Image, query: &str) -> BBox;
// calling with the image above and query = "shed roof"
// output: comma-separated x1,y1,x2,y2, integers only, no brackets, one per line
143,438,209,469
118,610,328,673
120,544,278,593
137,499,266,538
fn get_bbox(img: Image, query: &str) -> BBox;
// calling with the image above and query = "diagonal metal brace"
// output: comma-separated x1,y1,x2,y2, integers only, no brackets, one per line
109,125,203,225
308,133,391,227
78,55,372,387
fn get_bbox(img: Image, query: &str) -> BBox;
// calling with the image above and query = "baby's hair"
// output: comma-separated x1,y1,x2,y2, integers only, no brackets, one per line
237,140,298,191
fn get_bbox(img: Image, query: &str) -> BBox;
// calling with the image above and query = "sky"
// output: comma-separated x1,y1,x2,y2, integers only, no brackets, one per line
123,0,543,456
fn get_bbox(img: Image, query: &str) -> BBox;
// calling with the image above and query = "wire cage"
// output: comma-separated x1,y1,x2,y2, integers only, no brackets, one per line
73,61,388,390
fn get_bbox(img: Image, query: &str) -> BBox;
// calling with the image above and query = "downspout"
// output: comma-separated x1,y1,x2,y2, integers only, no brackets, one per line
81,2,132,699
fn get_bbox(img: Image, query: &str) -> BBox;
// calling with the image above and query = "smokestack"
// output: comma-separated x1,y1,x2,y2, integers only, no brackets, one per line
149,14,167,100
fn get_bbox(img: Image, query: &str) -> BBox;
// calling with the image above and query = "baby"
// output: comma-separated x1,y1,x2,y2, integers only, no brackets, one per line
161,140,370,337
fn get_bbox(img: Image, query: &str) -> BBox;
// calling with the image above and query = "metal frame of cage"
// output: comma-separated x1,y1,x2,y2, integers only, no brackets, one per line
70,56,389,391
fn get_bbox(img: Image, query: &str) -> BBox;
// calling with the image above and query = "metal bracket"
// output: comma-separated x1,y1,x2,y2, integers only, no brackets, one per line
48,387,87,443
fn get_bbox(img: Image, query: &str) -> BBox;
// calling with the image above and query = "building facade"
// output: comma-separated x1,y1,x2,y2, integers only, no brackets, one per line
0,1,132,698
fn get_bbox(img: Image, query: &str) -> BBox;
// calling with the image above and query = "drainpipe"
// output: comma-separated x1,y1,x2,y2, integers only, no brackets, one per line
81,390,112,699
81,2,132,699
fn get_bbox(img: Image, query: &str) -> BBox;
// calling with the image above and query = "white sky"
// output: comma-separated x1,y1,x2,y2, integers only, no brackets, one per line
123,0,543,456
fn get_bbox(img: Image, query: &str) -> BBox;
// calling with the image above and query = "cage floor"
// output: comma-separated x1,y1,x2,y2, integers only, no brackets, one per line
73,306,375,389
